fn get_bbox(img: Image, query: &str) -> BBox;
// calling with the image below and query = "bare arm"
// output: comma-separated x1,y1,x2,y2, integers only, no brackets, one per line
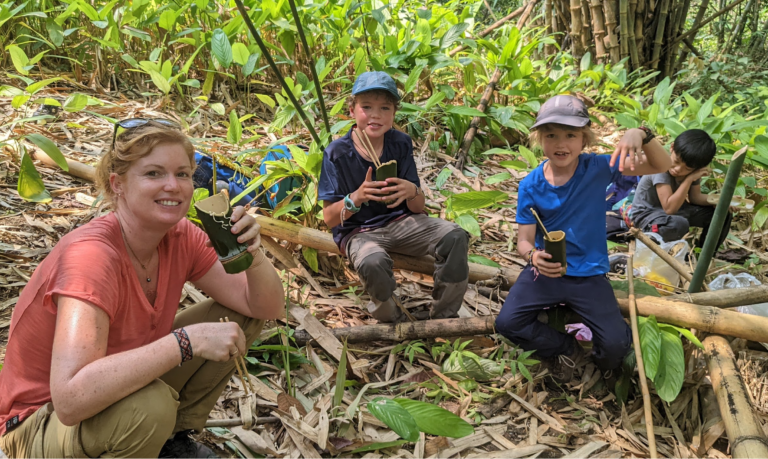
611,128,672,177
50,297,244,426
194,207,284,320
688,182,712,206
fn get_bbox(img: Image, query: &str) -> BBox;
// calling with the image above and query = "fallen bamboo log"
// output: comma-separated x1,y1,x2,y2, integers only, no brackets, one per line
254,216,521,288
34,150,97,182
704,335,768,458
286,296,768,344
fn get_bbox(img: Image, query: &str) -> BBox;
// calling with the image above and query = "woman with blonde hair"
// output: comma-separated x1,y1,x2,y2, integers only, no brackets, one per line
0,119,284,458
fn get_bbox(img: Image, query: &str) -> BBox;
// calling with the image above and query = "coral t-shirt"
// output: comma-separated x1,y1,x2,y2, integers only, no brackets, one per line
0,212,218,436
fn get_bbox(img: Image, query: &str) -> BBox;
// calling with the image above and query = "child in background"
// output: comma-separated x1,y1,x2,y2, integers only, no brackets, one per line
318,72,469,323
495,95,672,384
629,129,732,250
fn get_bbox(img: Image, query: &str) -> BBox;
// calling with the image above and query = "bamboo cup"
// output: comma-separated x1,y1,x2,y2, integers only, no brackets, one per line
544,230,567,273
195,192,253,274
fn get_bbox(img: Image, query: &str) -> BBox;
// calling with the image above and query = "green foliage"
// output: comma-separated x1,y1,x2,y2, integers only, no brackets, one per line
367,398,420,441
635,315,691,402
366,396,474,442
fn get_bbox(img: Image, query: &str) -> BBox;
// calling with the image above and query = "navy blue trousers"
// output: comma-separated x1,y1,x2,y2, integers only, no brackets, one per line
496,266,631,370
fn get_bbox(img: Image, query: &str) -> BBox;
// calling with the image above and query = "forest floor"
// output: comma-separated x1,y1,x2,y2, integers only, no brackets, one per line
1,83,768,458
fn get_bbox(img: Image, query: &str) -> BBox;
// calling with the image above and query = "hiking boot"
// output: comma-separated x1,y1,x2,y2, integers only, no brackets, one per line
159,431,218,458
609,254,629,274
541,346,585,388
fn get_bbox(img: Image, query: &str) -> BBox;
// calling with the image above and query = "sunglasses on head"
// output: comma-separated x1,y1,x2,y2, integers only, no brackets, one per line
112,118,181,147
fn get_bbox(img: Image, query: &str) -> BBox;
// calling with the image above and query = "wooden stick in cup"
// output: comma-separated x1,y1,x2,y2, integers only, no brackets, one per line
529,208,551,240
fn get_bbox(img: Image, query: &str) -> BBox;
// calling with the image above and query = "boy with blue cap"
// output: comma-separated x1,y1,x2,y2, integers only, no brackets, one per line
495,95,672,386
319,71,469,323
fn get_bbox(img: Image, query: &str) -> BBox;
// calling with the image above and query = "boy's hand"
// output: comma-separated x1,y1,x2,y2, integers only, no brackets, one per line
686,167,710,183
533,251,564,278
351,167,387,206
380,177,418,208
611,128,646,172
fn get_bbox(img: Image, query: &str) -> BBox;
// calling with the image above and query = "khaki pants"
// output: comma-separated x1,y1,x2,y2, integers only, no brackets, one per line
347,214,469,322
0,300,264,458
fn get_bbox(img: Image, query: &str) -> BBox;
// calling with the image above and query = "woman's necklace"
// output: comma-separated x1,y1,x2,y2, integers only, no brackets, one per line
117,216,154,283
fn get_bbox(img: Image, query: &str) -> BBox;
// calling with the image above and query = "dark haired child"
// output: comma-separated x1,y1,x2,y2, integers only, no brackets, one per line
318,71,469,323
495,95,672,384
630,129,732,249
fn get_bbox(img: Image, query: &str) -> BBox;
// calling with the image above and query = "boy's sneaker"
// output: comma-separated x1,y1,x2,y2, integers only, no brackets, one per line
159,431,218,458
540,346,585,388
609,254,629,274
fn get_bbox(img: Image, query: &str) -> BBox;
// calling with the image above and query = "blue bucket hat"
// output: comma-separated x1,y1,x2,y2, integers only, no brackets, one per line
531,95,591,130
352,71,400,101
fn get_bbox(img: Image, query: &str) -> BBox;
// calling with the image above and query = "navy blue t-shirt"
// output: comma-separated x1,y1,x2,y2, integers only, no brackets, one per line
517,153,622,276
318,127,421,252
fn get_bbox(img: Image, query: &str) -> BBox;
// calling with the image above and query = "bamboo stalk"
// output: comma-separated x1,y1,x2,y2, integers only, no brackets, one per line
233,0,323,148
286,0,330,134
650,0,670,69
627,0,640,67
634,0,645,57
704,335,768,458
603,0,621,62
449,3,528,56
590,0,609,61
571,0,586,59
689,147,747,293
545,0,555,54
619,0,630,59
284,294,768,344
627,241,658,459
581,0,593,52
662,0,749,55
722,0,755,54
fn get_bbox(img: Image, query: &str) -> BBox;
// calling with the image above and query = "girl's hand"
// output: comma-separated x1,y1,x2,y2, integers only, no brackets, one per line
380,177,418,208
611,128,646,172
230,207,262,255
533,251,564,278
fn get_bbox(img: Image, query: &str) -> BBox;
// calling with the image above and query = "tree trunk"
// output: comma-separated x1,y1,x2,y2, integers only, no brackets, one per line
581,0,592,52
676,0,711,71
627,0,640,67
571,0,586,59
717,0,727,45
619,0,630,59
545,0,555,54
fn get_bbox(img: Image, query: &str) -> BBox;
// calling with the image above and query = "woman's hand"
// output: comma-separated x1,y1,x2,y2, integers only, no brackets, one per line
184,322,246,362
380,177,418,208
230,206,262,255
351,167,387,206
533,251,564,278
611,128,646,172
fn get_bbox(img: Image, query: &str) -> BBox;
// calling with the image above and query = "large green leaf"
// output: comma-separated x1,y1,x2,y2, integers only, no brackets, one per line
367,398,419,442
518,145,538,168
148,70,171,94
211,28,233,68
26,134,68,171
654,330,685,402
18,150,52,202
455,213,480,237
754,135,768,158
394,398,474,438
638,315,662,380
615,350,636,405
445,106,487,117
350,440,409,454
227,110,242,144
441,352,503,381
439,22,468,49
26,77,62,95
232,42,250,66
467,254,500,267
450,190,508,213
63,93,88,112
7,45,30,75
610,279,661,297
657,323,704,349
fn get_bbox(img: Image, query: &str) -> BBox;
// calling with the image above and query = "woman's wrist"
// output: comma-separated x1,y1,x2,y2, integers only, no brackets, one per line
246,247,269,271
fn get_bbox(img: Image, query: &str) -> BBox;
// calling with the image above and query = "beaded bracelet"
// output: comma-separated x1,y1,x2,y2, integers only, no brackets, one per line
172,328,193,364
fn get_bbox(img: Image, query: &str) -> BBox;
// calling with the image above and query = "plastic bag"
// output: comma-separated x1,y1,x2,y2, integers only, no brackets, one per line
709,272,762,291
634,232,690,294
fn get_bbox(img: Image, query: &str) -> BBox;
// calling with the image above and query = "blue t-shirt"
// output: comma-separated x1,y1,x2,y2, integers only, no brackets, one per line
318,127,421,251
517,153,621,276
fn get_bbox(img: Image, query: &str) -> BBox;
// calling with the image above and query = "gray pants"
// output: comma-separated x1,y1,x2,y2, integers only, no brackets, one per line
346,214,469,323
633,203,731,250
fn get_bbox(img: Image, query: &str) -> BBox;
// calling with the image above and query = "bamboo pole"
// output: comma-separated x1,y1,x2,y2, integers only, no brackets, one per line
619,0,630,59
627,241,658,458
650,0,670,69
627,0,640,68
571,0,586,59
704,335,768,458
662,0,749,55
634,0,645,57
545,0,555,54
233,0,323,148
285,294,768,344
603,0,621,62
722,0,755,54
689,147,747,293
287,0,330,134
581,0,593,52
590,0,609,61
449,3,528,56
